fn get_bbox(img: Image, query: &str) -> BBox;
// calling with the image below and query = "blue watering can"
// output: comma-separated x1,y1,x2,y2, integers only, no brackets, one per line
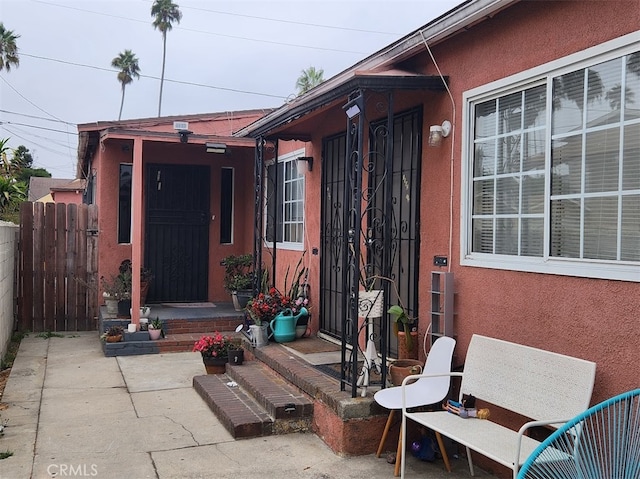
270,307,308,343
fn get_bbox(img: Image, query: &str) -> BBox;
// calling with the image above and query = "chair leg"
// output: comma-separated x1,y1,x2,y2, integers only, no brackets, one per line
376,410,395,458
434,431,452,473
394,422,403,477
466,446,475,476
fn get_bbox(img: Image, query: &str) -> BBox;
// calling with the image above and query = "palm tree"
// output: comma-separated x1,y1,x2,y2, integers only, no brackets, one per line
151,0,182,117
0,23,20,72
111,50,141,121
296,66,324,95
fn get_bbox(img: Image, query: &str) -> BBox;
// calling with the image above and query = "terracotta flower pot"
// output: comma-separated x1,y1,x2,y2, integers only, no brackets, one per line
398,331,418,359
202,356,228,374
389,359,422,386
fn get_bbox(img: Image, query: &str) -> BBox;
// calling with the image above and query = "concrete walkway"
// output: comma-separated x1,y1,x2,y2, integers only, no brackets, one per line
0,332,492,479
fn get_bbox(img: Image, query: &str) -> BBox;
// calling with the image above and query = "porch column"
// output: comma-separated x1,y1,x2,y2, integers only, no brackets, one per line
131,137,143,325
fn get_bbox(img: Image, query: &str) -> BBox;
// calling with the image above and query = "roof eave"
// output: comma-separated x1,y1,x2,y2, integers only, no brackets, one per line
237,74,446,139
235,0,517,139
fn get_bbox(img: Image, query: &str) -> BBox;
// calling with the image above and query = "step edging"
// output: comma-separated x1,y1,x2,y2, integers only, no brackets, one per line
193,374,273,439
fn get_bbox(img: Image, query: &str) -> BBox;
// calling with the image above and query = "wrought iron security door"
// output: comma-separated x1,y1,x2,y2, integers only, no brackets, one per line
144,164,210,302
319,90,423,396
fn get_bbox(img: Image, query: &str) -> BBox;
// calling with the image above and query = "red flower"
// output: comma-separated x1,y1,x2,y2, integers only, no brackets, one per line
193,332,233,359
246,288,294,325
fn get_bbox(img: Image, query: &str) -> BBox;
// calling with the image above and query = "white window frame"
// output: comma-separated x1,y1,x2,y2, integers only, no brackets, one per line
461,31,640,282
264,148,306,251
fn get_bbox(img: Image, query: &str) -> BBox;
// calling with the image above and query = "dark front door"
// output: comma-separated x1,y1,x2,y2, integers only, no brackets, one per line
319,106,422,357
320,133,347,340
145,164,210,302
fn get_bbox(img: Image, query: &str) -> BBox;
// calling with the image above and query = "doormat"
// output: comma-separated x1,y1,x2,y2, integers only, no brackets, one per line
314,362,382,383
284,337,341,354
162,302,216,308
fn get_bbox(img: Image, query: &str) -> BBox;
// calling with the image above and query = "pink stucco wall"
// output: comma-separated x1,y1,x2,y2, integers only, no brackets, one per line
412,0,639,405
280,0,639,407
95,138,255,303
51,189,83,204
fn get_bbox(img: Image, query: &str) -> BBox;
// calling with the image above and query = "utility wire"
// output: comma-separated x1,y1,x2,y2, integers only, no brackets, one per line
18,53,289,100
2,123,76,150
175,2,403,36
0,120,78,136
0,126,74,171
32,0,368,55
0,76,67,123
0,109,76,126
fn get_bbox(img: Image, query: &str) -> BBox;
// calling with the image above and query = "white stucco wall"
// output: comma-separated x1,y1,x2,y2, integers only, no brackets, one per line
0,221,18,362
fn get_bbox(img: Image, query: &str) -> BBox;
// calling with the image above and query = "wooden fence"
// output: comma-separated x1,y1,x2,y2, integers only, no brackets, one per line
17,202,98,332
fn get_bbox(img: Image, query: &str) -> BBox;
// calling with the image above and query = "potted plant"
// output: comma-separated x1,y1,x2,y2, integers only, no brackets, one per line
387,304,417,359
222,254,254,311
148,317,163,340
100,325,124,343
193,332,234,373
118,260,154,308
101,275,124,315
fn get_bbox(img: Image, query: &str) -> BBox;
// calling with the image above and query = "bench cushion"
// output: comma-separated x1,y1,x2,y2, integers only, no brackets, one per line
406,410,542,468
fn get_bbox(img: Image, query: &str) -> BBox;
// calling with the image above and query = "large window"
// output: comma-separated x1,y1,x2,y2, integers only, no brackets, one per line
463,35,640,282
265,149,305,248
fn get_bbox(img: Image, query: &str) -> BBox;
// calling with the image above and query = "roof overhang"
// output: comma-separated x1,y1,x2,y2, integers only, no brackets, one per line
237,72,447,139
96,128,255,148
235,0,517,139
76,127,256,178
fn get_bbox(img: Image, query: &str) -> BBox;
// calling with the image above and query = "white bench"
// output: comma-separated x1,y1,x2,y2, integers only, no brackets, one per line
400,334,596,479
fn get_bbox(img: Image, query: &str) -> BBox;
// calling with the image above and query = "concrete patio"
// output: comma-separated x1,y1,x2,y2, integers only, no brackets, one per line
0,332,495,479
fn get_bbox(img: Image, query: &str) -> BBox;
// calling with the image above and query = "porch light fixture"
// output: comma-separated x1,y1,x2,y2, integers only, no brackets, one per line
206,142,227,154
428,120,451,147
343,94,364,119
178,129,193,143
296,156,313,173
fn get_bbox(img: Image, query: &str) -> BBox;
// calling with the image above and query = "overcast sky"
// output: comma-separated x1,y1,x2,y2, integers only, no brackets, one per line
1,0,463,178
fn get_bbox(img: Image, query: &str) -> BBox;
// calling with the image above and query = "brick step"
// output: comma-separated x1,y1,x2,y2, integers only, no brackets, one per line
193,373,273,439
193,359,313,439
226,361,313,426
163,317,245,335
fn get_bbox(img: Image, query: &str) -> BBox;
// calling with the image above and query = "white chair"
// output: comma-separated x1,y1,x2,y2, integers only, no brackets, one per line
374,335,456,476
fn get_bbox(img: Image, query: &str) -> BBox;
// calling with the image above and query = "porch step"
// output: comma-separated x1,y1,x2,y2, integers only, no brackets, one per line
99,303,245,356
193,359,313,439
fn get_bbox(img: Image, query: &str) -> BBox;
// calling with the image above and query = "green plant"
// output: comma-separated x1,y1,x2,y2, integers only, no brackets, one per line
283,250,309,301
150,317,162,330
193,332,233,359
101,274,128,298
36,331,64,339
103,260,152,300
387,304,416,353
100,325,124,341
222,254,253,293
0,450,13,459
